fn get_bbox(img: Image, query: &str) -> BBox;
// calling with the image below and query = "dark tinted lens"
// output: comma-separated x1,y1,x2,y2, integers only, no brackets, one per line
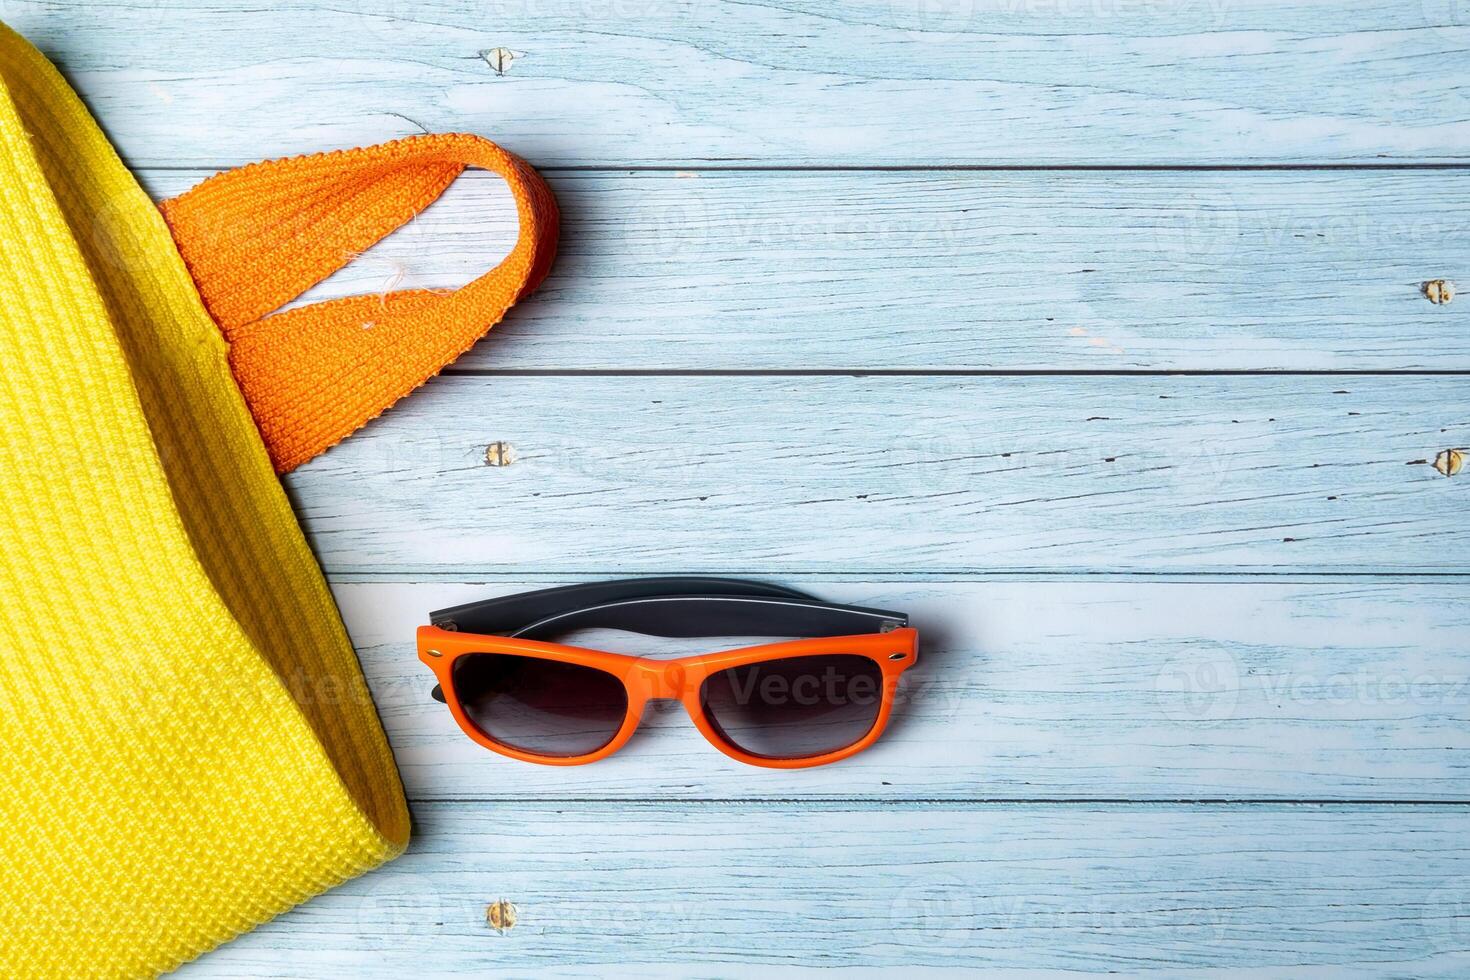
699,654,883,759
451,653,628,757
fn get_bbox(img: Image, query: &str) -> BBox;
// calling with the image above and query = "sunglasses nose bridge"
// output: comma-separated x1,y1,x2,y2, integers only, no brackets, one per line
631,659,689,701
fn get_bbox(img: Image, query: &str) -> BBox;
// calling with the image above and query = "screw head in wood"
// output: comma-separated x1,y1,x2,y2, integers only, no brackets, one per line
1422,279,1456,305
485,441,516,467
485,899,517,934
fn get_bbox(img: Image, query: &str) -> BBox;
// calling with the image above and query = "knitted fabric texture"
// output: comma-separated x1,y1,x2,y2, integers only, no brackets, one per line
161,132,559,472
0,23,408,977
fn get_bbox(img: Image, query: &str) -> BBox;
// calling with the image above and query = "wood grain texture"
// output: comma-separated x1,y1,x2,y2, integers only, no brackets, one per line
340,580,1470,801
138,168,1470,371
33,0,1470,971
285,374,1470,576
174,802,1470,975
8,0,1470,167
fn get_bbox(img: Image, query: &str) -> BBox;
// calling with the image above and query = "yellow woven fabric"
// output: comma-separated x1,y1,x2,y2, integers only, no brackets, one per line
0,24,408,978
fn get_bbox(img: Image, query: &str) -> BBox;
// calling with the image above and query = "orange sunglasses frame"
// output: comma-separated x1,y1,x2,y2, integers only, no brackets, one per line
417,624,919,769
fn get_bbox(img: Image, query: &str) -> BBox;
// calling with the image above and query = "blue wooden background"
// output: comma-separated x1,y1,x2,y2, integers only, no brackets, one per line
13,0,1470,973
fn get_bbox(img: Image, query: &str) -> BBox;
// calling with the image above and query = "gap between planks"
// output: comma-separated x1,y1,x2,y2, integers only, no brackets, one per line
330,570,1470,583
440,368,1470,377
405,798,1470,807
135,163,1470,174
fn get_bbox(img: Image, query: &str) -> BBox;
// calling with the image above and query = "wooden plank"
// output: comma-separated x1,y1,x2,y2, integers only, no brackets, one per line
11,1,1470,167
340,580,1470,801
174,802,1470,975
138,169,1470,371
285,375,1470,576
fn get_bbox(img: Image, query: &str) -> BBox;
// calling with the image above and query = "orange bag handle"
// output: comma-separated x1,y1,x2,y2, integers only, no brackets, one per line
160,133,559,473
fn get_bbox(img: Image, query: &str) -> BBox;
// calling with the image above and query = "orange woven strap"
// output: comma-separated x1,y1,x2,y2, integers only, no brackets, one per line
160,133,559,473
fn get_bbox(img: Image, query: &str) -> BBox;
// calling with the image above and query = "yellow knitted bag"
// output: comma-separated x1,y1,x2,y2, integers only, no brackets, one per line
0,23,408,978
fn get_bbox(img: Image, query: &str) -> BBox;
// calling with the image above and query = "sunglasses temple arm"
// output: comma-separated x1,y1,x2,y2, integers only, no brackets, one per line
428,577,819,634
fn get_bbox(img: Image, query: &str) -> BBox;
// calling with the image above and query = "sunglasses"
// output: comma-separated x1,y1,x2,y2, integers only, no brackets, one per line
418,578,918,768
